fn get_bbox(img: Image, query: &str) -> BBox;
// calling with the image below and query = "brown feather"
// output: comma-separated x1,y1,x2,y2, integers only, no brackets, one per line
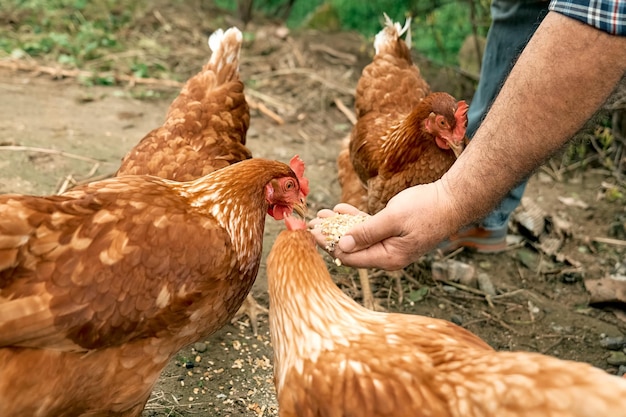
337,136,367,211
342,15,466,215
0,158,304,416
0,26,310,416
117,28,251,181
268,227,626,417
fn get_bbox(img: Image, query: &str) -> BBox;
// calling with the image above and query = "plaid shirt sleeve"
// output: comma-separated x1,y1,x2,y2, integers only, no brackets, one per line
549,0,626,35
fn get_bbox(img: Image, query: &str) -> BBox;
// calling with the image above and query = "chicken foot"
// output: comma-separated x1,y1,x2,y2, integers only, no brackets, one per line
386,269,406,305
232,293,269,336
358,268,387,312
360,268,410,311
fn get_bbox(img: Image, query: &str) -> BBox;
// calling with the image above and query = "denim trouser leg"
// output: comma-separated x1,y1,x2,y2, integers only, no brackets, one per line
467,0,548,230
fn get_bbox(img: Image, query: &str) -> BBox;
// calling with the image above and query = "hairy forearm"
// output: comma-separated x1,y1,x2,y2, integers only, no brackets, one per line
442,12,626,228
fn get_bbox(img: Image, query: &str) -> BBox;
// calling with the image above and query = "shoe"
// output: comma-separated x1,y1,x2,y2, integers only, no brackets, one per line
438,225,508,254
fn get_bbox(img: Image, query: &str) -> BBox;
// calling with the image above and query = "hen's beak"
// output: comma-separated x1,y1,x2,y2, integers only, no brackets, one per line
293,199,308,219
449,140,465,159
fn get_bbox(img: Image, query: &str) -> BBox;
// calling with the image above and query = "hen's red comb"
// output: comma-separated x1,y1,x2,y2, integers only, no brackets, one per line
453,100,469,139
455,100,469,119
289,155,310,196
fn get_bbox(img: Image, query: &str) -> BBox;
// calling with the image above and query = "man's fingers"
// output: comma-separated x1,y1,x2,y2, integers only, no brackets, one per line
307,204,410,270
308,204,367,236
337,209,399,253
317,208,338,218
333,203,367,216
308,209,336,230
333,242,407,270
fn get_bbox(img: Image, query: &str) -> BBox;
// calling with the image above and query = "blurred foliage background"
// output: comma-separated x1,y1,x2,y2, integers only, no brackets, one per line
0,0,623,188
217,0,492,66
0,0,491,72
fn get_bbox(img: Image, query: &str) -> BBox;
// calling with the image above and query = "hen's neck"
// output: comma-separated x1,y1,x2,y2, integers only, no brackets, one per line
268,231,378,391
380,109,435,169
176,168,270,274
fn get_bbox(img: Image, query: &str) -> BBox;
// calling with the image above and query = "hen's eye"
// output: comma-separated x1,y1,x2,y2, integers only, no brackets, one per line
285,180,295,190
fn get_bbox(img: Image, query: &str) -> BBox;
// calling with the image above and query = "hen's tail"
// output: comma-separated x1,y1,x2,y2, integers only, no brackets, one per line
116,26,250,180
374,13,411,57
206,27,243,84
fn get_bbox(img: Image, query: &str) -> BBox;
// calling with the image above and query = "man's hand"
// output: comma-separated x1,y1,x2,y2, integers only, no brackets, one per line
312,12,626,271
310,181,461,270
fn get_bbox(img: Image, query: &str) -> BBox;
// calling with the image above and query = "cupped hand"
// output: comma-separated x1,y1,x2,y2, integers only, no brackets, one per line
309,181,461,270
309,203,369,252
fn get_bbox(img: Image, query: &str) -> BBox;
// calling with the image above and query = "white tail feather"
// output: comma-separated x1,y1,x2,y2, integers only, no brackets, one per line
206,27,243,79
374,13,412,54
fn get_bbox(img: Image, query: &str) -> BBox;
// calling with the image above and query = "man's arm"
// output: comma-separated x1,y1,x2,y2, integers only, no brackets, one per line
443,11,625,229
316,12,626,270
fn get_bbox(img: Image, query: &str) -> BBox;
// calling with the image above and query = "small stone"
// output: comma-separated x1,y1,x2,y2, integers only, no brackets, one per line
618,365,626,377
478,261,492,270
560,271,582,284
275,26,290,40
606,351,626,366
450,314,463,326
477,273,496,296
516,248,539,270
600,336,626,351
194,342,208,353
431,260,476,286
184,361,195,369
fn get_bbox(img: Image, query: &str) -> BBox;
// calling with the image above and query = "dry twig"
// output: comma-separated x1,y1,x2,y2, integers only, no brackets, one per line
55,163,107,194
592,236,626,247
540,336,565,354
333,98,356,125
0,59,183,88
309,44,358,65
251,68,355,96
247,96,285,125
245,88,290,113
1,59,289,125
0,145,113,165
480,311,519,335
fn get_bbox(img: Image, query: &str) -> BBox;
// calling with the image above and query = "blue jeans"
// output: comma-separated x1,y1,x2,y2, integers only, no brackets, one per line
468,0,548,230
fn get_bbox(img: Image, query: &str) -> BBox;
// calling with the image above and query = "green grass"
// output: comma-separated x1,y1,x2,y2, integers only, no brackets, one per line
0,0,166,84
213,0,490,66
3,0,134,63
2,0,491,78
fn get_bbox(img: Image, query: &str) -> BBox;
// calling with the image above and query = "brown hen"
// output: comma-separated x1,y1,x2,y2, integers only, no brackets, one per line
268,217,626,417
0,157,308,416
338,14,468,310
117,27,251,181
116,27,267,333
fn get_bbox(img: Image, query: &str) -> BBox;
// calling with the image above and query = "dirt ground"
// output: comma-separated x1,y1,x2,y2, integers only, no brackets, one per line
1,6,625,416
